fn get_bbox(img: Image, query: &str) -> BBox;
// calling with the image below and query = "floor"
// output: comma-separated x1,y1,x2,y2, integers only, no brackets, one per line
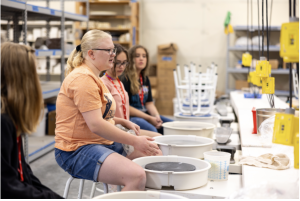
29,115,177,199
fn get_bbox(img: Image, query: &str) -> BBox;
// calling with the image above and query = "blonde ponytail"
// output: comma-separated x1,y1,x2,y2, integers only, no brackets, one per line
65,30,112,77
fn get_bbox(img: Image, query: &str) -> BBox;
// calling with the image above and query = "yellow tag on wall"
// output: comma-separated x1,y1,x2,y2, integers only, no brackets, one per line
280,22,299,63
273,113,295,146
256,60,271,78
262,77,275,94
242,52,252,67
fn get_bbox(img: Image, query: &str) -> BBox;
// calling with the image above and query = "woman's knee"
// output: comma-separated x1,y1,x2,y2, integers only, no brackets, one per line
127,165,146,185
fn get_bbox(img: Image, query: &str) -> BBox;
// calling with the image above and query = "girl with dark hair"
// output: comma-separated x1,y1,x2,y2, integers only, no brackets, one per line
121,45,173,135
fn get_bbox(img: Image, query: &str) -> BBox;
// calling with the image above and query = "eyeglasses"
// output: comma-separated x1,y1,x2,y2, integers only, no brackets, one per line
92,48,117,55
115,61,129,67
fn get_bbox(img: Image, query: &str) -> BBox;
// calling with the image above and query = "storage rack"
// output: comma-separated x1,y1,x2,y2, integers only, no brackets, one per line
76,0,139,48
1,0,89,162
225,25,291,96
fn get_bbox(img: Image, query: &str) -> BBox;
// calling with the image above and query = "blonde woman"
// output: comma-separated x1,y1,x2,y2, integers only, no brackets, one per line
1,42,63,198
121,45,173,135
54,30,161,191
101,44,161,138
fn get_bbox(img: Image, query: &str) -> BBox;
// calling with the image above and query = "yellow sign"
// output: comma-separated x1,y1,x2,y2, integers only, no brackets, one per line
280,22,299,63
262,77,275,94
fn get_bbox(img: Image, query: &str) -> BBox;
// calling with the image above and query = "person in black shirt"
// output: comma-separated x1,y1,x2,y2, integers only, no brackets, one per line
121,45,173,135
1,42,63,199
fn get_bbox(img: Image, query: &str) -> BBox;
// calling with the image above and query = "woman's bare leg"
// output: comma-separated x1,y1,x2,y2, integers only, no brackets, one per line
97,153,146,191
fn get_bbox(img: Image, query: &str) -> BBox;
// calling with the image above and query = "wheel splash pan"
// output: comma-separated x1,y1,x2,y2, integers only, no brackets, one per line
133,156,211,190
162,121,215,139
154,135,214,159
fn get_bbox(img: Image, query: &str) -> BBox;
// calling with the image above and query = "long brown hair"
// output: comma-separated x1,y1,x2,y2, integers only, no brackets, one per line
100,43,129,77
1,42,43,136
65,30,112,77
126,45,150,94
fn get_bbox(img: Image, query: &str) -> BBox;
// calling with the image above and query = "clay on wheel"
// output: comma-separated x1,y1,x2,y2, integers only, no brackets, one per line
145,162,196,172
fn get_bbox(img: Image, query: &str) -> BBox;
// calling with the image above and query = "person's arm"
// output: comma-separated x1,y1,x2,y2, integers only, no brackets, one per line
113,116,140,135
145,102,163,128
145,102,159,117
82,108,159,155
129,106,159,126
1,116,63,199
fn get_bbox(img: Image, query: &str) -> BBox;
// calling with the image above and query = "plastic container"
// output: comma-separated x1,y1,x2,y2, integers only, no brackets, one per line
174,112,219,126
256,108,285,134
93,191,186,199
203,151,231,181
154,135,214,159
133,155,211,190
215,127,233,144
162,121,215,139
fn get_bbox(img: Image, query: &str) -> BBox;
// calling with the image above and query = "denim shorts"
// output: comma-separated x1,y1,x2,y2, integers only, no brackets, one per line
55,142,126,182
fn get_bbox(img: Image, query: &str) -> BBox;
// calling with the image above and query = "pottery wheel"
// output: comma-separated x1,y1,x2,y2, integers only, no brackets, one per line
145,162,196,172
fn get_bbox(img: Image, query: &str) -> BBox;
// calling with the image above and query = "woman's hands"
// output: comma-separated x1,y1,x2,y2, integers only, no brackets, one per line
132,136,160,156
147,115,162,129
123,119,140,135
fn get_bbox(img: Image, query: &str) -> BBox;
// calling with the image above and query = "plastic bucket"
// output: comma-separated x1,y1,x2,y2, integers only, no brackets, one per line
203,151,231,181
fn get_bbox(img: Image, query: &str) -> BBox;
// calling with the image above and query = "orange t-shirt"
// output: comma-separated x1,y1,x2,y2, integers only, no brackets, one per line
101,75,130,120
55,64,116,151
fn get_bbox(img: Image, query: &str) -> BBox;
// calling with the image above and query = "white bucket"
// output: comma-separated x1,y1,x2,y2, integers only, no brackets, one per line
174,112,219,126
154,135,214,159
203,151,231,181
133,155,211,190
162,121,215,139
93,191,186,199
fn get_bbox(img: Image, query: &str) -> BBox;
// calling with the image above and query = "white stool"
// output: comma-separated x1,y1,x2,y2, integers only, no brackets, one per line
63,176,121,199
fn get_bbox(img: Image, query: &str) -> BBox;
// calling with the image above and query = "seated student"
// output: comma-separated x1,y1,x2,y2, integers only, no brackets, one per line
121,45,173,135
1,42,63,199
54,30,161,191
101,44,161,138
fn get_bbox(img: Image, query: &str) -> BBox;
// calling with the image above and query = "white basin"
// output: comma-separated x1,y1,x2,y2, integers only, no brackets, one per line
93,191,186,199
162,121,215,139
174,112,220,126
154,135,214,159
133,156,211,190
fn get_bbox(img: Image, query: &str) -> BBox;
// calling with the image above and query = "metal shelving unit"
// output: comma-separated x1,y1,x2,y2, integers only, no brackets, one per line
1,0,89,163
225,25,291,96
76,0,139,47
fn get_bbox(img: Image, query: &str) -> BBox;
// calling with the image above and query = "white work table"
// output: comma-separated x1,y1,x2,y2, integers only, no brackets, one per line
230,91,299,189
147,175,242,199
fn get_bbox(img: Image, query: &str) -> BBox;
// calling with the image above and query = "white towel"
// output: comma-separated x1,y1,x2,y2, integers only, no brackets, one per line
239,153,290,170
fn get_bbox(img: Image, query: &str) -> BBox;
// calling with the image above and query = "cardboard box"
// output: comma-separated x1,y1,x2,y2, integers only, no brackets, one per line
152,88,158,99
48,110,56,135
157,54,177,69
156,100,174,116
158,43,178,54
148,76,157,87
158,84,176,92
269,59,279,69
157,68,174,78
235,80,249,90
149,64,157,76
158,93,176,100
